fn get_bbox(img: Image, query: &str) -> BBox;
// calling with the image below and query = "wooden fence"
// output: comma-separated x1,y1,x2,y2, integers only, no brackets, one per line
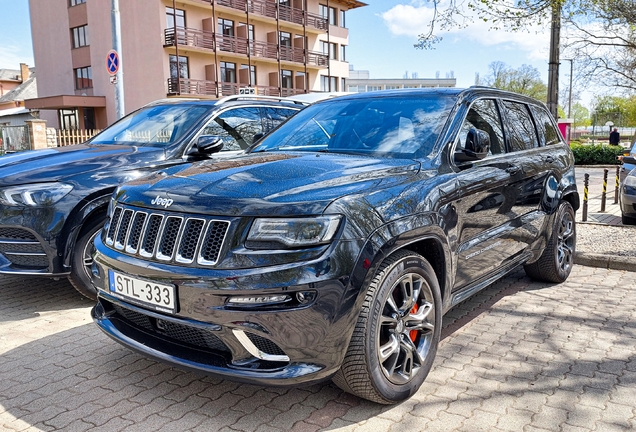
55,129,102,146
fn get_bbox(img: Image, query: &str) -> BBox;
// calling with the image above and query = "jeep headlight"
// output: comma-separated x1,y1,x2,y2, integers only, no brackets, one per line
246,216,341,249
0,183,74,206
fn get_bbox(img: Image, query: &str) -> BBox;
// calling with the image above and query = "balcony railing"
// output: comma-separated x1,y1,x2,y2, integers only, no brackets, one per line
167,78,217,96
167,78,308,97
165,27,214,51
165,23,330,69
307,51,329,67
279,45,304,63
216,0,246,10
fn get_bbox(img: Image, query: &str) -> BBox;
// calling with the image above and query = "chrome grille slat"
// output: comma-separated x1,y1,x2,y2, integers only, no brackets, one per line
105,207,123,245
125,212,148,254
108,205,229,267
115,209,134,249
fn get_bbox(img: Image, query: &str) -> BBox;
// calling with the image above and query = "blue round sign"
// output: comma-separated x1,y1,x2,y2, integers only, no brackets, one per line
106,50,119,75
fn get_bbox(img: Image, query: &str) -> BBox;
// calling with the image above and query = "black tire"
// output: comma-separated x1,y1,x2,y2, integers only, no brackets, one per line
332,250,442,404
524,201,576,283
68,217,105,300
621,214,636,225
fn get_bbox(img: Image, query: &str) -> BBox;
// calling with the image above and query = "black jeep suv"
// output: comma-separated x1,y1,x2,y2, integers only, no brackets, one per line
0,96,304,299
91,88,579,404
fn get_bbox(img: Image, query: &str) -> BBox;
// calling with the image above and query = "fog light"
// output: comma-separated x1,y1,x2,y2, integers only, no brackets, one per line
227,294,292,306
296,291,316,304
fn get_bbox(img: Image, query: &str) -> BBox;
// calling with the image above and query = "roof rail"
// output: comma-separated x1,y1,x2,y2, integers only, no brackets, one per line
215,94,309,106
142,97,200,107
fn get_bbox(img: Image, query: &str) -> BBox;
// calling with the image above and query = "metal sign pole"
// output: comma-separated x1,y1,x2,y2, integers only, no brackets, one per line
111,0,125,119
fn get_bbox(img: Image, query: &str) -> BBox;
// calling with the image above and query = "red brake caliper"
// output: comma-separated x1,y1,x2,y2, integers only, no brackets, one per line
409,304,419,342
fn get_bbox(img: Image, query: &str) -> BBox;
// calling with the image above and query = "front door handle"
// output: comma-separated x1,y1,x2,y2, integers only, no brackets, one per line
545,155,555,163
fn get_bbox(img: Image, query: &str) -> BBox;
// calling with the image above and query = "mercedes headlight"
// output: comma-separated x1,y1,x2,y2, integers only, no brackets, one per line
624,175,636,188
0,183,74,206
246,216,341,249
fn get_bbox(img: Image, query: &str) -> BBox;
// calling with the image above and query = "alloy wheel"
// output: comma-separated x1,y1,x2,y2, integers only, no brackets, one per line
377,273,435,385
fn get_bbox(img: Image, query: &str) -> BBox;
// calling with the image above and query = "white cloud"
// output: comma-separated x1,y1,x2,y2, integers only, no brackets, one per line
381,2,549,61
380,4,436,38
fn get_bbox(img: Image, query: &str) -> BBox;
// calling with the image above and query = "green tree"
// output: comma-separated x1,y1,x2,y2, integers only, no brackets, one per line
483,62,547,101
414,0,636,93
570,102,591,128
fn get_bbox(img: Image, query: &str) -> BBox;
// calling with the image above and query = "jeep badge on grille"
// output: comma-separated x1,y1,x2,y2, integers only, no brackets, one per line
151,196,174,208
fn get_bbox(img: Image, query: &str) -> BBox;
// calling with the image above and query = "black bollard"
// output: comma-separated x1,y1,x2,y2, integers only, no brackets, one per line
583,173,589,222
615,165,620,204
601,169,608,212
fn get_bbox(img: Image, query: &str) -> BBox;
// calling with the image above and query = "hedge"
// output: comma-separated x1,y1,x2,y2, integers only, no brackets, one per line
569,144,625,165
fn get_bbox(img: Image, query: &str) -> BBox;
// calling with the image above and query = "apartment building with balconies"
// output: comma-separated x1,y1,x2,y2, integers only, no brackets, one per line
26,0,365,129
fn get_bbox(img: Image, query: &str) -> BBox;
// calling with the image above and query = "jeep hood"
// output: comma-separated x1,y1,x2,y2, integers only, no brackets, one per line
0,144,164,186
116,152,420,216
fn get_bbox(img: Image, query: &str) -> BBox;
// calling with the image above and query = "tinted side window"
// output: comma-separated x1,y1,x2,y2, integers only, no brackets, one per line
501,101,540,152
263,107,298,133
458,99,505,156
201,107,262,151
529,105,561,146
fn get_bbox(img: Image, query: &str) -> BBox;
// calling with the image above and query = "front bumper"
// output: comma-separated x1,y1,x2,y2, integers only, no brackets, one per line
620,185,636,217
91,236,363,386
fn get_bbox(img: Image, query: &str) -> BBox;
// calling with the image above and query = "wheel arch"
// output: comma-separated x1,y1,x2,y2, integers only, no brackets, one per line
61,189,115,269
350,220,452,316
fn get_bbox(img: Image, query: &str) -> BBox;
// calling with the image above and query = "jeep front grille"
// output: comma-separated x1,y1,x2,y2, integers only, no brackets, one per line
105,205,230,266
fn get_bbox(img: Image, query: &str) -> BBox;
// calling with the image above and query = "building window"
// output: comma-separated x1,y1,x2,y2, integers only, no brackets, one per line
166,7,185,28
340,45,346,61
71,25,89,48
169,55,189,79
74,66,92,89
386,85,402,89
329,42,337,60
279,0,291,6
320,75,337,92
241,64,257,85
320,41,328,55
59,109,78,130
367,85,382,92
340,10,346,27
319,5,337,25
69,0,85,6
239,23,255,40
220,62,237,83
280,31,292,47
281,70,293,89
218,19,234,36
341,78,346,91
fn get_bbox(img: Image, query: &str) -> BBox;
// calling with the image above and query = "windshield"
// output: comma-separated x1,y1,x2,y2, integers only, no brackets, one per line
90,104,209,147
250,95,456,159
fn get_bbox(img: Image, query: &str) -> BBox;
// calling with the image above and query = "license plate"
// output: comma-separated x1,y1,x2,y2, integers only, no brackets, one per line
108,269,177,313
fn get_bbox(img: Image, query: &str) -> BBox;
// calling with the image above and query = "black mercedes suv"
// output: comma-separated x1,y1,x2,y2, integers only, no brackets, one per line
91,88,579,404
0,96,304,299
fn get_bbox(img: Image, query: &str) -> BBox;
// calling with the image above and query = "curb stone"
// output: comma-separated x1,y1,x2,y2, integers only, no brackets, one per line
574,252,636,272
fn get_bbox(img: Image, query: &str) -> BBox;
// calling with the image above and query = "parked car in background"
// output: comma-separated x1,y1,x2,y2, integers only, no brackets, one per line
0,95,305,299
619,155,636,224
91,88,579,404
620,140,636,182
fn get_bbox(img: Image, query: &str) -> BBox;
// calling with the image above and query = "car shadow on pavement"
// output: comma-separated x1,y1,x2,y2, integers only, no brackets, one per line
0,274,92,322
1,268,634,431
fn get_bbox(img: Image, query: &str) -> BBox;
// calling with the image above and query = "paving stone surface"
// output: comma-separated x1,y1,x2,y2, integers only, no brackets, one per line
1,265,635,432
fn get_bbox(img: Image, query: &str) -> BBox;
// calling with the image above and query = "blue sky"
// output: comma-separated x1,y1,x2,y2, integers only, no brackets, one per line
1,1,570,103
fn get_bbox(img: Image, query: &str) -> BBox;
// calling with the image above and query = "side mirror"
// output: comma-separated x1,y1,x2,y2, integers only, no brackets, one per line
186,135,224,157
455,128,491,162
252,132,265,143
621,156,636,165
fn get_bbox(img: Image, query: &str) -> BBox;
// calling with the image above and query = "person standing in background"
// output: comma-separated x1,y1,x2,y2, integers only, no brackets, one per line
609,127,621,145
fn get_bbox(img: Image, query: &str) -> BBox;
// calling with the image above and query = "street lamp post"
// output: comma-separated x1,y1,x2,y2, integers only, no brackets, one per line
563,59,573,119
